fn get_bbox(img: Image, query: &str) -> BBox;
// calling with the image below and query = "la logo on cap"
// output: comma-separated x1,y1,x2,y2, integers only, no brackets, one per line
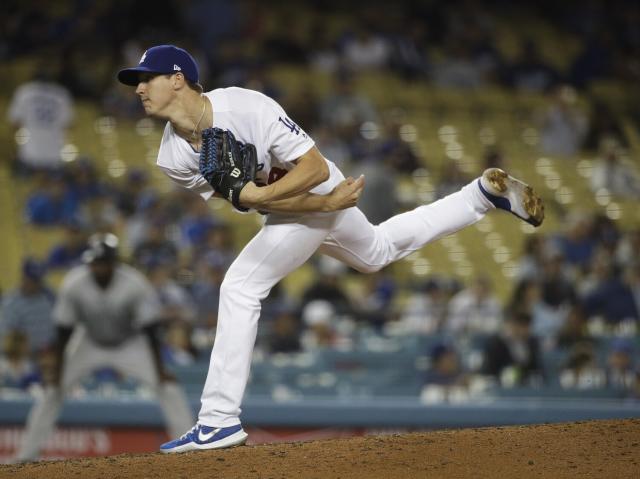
139,51,147,64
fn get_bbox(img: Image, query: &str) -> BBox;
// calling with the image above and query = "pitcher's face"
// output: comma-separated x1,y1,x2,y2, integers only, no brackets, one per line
135,73,175,117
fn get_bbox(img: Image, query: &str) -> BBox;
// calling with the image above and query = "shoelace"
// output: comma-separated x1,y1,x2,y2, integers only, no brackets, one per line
180,425,199,440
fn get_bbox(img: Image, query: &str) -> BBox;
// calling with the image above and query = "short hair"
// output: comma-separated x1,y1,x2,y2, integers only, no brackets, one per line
186,79,204,93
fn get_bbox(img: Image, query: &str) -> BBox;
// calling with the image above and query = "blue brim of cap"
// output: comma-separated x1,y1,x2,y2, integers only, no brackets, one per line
117,66,159,86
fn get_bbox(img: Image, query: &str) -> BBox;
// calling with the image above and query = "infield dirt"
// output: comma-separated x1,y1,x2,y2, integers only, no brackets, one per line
1,419,638,478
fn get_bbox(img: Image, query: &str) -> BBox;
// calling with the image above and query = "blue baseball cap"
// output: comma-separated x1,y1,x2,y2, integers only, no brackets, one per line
117,45,199,86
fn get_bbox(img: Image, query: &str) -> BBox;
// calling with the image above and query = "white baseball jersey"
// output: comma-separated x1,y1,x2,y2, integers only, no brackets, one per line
8,81,74,168
156,87,344,202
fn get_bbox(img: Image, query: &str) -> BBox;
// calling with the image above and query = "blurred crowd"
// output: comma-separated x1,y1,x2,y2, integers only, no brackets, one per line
3,1,640,96
1,185,639,399
1,1,639,402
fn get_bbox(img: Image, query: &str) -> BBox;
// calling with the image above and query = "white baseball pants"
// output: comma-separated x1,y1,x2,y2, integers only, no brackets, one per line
16,328,194,461
198,179,493,427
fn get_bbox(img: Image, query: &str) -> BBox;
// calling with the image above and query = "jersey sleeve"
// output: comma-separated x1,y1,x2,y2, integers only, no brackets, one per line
263,97,315,163
157,122,215,201
158,164,215,201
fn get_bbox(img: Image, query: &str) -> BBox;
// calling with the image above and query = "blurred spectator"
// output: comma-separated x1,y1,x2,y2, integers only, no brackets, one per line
162,320,197,366
102,79,145,118
63,158,118,229
267,307,302,354
559,342,606,389
378,109,421,174
179,198,220,251
261,282,297,324
45,219,87,270
556,304,592,349
432,39,485,89
538,85,588,157
147,262,196,324
25,173,79,226
77,191,121,232
395,277,450,334
423,342,467,387
582,101,627,152
605,338,637,390
123,191,165,251
114,169,151,218
539,251,577,311
506,39,560,93
590,213,620,255
301,300,338,351
192,222,235,267
388,18,430,81
191,251,228,330
569,32,614,88
342,23,391,72
615,229,640,267
508,278,566,347
357,271,397,328
7,67,74,173
312,125,352,171
0,330,41,391
482,312,542,387
590,143,640,199
552,212,596,270
319,71,378,141
446,276,502,336
465,26,504,85
0,259,55,357
132,221,179,271
578,249,616,297
301,257,353,317
64,158,107,204
348,120,385,166
308,23,342,75
243,63,283,100
516,235,547,281
583,263,640,326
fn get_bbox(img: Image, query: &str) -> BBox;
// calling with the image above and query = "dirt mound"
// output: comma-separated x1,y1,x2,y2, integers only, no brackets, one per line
2,419,639,478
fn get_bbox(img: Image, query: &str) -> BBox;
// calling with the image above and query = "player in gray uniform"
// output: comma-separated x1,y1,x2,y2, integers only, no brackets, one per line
15,233,194,461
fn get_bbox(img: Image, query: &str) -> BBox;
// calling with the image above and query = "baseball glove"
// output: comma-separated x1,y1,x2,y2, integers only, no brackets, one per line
199,127,257,212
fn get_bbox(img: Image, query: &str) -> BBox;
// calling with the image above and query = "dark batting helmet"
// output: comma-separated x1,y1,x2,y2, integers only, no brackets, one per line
82,233,119,264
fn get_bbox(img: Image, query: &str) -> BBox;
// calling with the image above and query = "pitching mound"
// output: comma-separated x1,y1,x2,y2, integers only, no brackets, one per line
2,419,639,478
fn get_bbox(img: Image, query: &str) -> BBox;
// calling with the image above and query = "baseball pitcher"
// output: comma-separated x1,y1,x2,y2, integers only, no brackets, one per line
116,45,544,452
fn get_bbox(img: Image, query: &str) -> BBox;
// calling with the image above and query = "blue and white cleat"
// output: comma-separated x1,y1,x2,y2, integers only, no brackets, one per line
478,168,544,227
160,423,248,453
